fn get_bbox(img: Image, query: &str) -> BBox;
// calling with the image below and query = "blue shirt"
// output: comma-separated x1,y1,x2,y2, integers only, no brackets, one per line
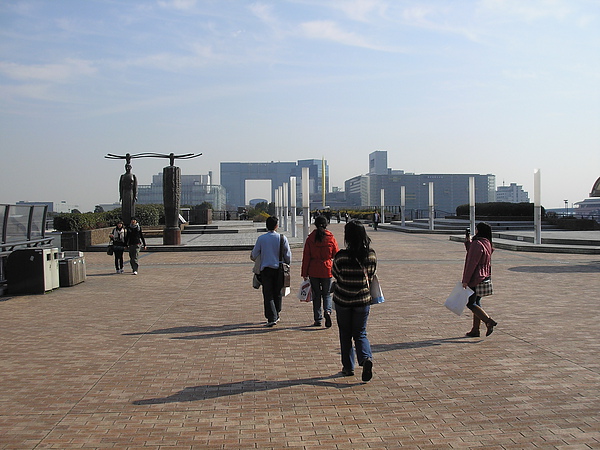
251,231,291,270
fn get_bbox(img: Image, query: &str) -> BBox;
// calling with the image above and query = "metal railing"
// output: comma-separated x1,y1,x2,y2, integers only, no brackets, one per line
1,204,50,284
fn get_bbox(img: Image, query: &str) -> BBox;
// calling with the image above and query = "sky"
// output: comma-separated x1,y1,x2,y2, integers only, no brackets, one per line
1,0,599,212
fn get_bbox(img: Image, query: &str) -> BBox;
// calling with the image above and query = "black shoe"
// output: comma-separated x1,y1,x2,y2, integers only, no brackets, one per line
324,313,332,328
312,321,322,327
362,358,373,382
265,321,277,327
485,319,497,336
341,368,354,376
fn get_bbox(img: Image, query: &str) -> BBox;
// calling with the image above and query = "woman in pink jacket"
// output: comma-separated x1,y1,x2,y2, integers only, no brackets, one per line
301,216,340,327
462,222,498,337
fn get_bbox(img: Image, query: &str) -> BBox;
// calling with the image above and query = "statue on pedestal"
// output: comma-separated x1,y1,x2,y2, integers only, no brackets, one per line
106,152,202,245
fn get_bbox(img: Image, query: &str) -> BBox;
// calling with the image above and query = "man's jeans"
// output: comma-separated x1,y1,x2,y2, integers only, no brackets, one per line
335,303,372,371
310,277,332,322
261,267,282,323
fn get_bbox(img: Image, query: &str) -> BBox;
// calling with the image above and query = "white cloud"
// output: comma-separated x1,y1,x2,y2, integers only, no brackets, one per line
479,0,572,21
299,20,386,50
0,59,96,83
157,0,197,12
333,0,388,22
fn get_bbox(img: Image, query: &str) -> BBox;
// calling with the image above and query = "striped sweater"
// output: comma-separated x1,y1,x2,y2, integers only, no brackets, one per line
332,248,377,307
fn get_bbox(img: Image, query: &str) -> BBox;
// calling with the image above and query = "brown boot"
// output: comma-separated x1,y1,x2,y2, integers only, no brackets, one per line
471,306,497,336
465,314,481,337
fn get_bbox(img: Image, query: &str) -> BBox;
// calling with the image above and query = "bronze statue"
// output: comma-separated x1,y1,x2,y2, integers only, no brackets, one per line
119,163,137,224
106,152,202,245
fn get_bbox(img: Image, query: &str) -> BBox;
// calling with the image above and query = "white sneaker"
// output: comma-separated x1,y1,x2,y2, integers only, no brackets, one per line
133,271,138,275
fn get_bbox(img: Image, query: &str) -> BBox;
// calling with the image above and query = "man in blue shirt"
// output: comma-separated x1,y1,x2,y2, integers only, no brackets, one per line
251,216,292,327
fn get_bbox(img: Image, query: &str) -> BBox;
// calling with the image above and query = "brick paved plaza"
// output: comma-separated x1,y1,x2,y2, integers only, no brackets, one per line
1,224,599,449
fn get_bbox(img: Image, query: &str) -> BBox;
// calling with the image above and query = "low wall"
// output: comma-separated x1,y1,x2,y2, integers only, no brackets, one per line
61,227,165,251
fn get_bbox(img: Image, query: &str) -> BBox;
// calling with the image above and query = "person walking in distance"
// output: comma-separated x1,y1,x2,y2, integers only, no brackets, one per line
109,220,127,273
463,222,497,337
332,220,376,382
301,216,340,327
251,216,291,327
125,217,146,275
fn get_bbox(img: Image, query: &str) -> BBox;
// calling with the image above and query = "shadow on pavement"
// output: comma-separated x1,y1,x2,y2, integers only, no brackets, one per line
372,336,478,353
508,263,600,273
133,375,361,405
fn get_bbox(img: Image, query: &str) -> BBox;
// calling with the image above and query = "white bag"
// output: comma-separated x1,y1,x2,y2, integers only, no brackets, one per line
444,282,474,316
369,273,385,304
297,279,312,302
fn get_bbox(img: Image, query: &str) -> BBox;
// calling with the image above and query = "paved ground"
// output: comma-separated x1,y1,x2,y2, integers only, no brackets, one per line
1,224,600,449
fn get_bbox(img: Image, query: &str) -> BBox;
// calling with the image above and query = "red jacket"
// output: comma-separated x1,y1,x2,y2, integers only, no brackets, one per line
462,237,493,288
301,229,339,278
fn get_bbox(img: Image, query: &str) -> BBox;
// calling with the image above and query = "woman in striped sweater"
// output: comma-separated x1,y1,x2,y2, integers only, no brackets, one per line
332,220,376,382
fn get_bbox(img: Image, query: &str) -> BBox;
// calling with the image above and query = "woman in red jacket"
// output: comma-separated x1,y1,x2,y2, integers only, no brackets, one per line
462,222,497,337
301,215,340,327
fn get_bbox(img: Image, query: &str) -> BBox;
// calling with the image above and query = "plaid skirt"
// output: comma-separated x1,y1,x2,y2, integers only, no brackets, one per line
475,278,493,297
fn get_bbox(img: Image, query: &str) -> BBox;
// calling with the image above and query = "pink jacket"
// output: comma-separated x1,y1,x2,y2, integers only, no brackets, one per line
462,237,493,288
301,229,339,279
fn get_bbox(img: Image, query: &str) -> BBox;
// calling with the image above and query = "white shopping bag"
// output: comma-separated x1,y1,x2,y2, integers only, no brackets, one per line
444,282,474,316
297,279,312,302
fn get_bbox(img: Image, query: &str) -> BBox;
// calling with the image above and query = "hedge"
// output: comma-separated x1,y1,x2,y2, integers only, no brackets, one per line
53,204,165,231
455,202,542,218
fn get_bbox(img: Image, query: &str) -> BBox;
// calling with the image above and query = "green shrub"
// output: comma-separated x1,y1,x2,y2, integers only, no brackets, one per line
53,204,164,231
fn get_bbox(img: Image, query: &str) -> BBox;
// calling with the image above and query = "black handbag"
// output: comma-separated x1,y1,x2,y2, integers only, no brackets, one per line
107,243,114,256
279,235,290,288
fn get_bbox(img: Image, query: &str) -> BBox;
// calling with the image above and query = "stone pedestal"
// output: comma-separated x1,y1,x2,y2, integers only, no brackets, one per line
163,227,181,245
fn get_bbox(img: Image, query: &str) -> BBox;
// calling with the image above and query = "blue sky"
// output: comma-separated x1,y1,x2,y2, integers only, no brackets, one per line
1,0,598,212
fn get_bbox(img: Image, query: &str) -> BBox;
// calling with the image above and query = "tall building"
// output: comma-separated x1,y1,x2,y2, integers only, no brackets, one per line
220,159,328,209
496,183,530,203
137,171,226,210
344,151,496,216
369,151,388,175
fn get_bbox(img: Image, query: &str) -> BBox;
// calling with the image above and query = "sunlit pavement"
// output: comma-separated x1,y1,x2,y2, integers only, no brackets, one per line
1,224,599,449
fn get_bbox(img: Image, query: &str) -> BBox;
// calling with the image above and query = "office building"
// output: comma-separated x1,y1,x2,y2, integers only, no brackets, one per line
137,171,226,210
496,183,530,203
345,151,496,216
220,159,328,209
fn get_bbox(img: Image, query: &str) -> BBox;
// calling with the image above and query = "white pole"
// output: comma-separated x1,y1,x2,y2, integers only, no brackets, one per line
534,169,542,244
380,188,385,224
429,182,435,231
302,167,310,242
400,186,405,226
275,187,280,222
290,176,297,238
469,176,476,235
283,182,289,232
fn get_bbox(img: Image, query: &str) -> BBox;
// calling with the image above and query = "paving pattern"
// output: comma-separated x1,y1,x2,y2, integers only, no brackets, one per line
1,224,599,449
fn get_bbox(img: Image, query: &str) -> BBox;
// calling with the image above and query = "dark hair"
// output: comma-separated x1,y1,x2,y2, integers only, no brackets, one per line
344,220,371,262
314,216,328,242
266,216,278,231
474,222,492,243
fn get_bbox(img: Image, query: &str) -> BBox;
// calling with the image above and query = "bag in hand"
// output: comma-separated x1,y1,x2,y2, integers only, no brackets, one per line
297,279,312,302
279,234,291,295
107,243,114,256
445,282,473,316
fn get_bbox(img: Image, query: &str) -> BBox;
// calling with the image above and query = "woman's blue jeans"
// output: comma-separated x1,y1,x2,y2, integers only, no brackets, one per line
309,277,332,322
335,303,372,371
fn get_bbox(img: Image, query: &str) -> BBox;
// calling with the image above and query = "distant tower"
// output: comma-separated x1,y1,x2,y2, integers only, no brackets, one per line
369,151,388,175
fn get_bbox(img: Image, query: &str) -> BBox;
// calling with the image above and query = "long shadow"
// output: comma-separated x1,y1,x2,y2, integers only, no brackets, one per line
372,336,477,353
509,263,600,274
133,374,360,405
123,322,256,336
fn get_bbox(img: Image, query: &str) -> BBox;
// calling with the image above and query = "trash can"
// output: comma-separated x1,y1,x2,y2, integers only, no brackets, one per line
58,256,86,287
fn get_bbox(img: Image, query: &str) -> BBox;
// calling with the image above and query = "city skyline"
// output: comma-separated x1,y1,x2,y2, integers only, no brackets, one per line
1,1,598,211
